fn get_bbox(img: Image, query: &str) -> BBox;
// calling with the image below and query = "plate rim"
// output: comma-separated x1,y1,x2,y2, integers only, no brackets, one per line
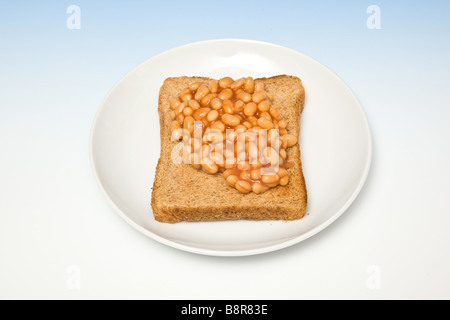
89,38,373,257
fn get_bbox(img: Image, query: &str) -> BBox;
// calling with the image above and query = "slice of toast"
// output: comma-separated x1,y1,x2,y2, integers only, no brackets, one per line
151,75,307,223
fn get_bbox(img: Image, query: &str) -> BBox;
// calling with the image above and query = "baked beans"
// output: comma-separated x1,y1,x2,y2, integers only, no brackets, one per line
169,77,298,194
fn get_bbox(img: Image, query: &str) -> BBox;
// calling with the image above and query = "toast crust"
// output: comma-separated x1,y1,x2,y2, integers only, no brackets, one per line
151,75,307,223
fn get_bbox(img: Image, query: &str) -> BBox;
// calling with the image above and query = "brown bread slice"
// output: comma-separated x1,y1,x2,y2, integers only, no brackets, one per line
151,75,307,223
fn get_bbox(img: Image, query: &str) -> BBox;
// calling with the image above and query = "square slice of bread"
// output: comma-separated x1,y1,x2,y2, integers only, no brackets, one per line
151,75,307,223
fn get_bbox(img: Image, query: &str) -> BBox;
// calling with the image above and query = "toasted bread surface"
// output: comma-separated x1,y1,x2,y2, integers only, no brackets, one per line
151,75,307,223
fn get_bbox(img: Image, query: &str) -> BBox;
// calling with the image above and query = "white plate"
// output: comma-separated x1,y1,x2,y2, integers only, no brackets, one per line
90,39,372,256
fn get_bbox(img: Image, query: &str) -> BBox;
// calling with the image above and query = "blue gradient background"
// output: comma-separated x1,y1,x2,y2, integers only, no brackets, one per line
1,1,450,299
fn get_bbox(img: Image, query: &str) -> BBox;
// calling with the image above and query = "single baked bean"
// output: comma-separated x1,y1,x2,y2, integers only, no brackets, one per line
235,180,251,193
279,156,285,166
211,151,224,165
259,111,272,121
182,106,193,116
239,170,251,181
175,102,185,115
279,148,287,159
202,130,212,144
269,106,281,120
254,81,265,92
206,129,224,143
188,99,200,110
222,114,240,126
258,100,271,112
270,136,282,150
209,80,219,93
237,161,251,171
226,174,238,187
183,116,195,134
252,182,269,194
279,136,288,149
201,93,217,107
262,146,279,165
223,169,234,179
211,120,225,132
237,151,247,163
218,88,233,100
172,130,185,144
278,119,287,129
242,121,252,129
171,120,181,133
185,143,194,159
279,175,289,186
283,134,297,147
231,78,245,90
234,100,245,112
225,157,237,167
225,156,235,167
256,132,267,147
249,156,262,168
285,159,295,169
246,116,258,126
247,142,258,159
250,168,261,180
201,119,209,130
244,77,255,93
214,141,225,152
223,147,235,159
193,107,211,120
265,181,279,188
194,84,209,100
210,97,223,110
277,168,288,178
192,137,202,152
236,91,252,103
181,129,191,141
236,137,246,151
224,157,236,169
257,117,274,129
219,77,234,89
235,124,247,131
170,111,176,120
222,100,234,114
180,87,190,96
180,93,193,102
189,82,202,91
243,102,257,116
227,130,238,142
252,91,266,103
261,174,280,184
273,121,279,130
244,138,252,150
202,145,212,161
206,110,219,122
202,162,218,174
170,97,181,110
